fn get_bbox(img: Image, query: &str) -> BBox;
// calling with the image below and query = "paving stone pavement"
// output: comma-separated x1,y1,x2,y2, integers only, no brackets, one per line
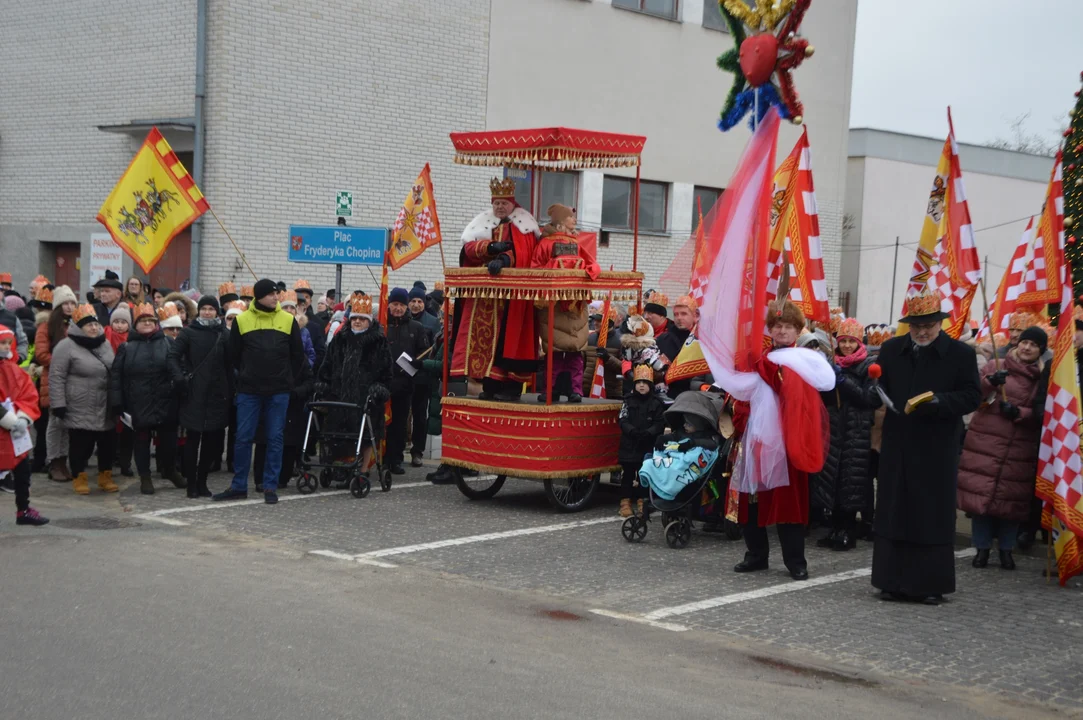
25,464,1083,714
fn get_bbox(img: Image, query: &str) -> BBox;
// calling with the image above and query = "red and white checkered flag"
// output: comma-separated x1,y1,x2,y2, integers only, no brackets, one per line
589,360,606,399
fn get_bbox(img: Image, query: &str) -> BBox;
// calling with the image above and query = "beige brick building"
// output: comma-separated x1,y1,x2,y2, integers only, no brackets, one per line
1,0,857,303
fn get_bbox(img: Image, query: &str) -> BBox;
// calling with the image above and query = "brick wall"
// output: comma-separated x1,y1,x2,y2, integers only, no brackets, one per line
198,0,491,297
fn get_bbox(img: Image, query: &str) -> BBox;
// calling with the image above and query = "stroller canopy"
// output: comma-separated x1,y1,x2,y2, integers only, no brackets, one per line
664,391,725,432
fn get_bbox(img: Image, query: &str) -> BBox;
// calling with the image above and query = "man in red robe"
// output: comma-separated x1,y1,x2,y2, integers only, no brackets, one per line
451,177,540,401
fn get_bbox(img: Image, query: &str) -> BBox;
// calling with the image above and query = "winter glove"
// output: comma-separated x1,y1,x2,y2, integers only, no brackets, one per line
989,370,1008,387
112,405,125,418
410,358,425,370
999,401,1020,420
596,347,609,361
10,417,30,438
911,395,940,418
487,241,512,255
51,406,67,420
487,255,511,276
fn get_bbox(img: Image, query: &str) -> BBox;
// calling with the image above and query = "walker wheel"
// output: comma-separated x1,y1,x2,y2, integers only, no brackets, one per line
622,516,648,543
350,475,371,499
379,468,393,492
297,472,317,495
318,468,333,488
665,519,692,549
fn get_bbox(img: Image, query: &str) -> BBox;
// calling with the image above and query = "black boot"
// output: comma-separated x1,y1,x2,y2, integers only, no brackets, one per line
998,549,1015,570
140,475,155,495
972,548,990,568
832,531,857,551
197,473,213,498
815,529,838,548
734,556,769,573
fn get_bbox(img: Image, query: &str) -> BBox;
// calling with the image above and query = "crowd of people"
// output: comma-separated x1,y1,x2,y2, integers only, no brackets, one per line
0,182,1073,605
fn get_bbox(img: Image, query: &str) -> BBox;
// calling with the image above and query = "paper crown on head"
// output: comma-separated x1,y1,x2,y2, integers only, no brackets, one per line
633,365,654,384
157,303,179,322
1009,310,1043,331
30,274,50,290
1074,304,1083,322
218,281,236,297
0,273,11,284
900,286,948,324
294,279,313,295
280,289,298,306
434,281,445,292
490,176,517,200
240,285,255,299
990,331,1009,347
35,287,53,305
766,298,805,329
71,304,97,325
350,294,373,318
225,300,247,317
674,294,697,312
134,302,157,320
837,317,864,341
865,324,891,347
646,291,669,309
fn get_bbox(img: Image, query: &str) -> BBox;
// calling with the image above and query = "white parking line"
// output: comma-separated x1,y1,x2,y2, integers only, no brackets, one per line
310,550,398,569
643,548,975,620
588,609,689,632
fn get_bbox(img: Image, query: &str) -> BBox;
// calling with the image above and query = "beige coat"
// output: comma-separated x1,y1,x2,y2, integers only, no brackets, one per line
536,302,588,354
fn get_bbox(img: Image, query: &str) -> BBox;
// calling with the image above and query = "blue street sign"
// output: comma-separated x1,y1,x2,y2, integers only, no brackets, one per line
288,225,387,265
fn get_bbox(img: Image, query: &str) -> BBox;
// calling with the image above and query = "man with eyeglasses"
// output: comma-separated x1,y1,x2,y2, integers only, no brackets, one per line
869,287,980,605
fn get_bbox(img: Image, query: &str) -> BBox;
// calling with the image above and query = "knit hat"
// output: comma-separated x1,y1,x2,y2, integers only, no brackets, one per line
111,305,132,325
198,295,221,315
389,287,409,306
4,295,25,312
428,289,445,307
52,284,77,308
412,280,427,294
1019,325,1048,353
0,326,13,342
408,286,426,302
547,203,575,228
253,278,278,302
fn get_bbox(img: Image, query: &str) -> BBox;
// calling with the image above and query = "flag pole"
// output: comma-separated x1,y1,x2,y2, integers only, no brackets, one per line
208,207,258,281
978,255,1007,401
1046,527,1053,584
437,239,447,271
889,236,899,320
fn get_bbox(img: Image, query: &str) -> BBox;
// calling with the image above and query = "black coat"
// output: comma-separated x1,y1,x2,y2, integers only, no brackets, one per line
811,357,877,514
874,332,981,545
168,320,233,432
320,323,393,435
110,330,177,429
384,314,430,396
618,391,667,464
305,308,327,372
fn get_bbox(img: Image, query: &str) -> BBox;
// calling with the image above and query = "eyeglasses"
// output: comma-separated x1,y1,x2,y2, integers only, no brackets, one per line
910,322,939,332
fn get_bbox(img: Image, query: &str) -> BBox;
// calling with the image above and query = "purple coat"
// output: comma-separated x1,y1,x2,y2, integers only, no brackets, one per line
956,351,1043,522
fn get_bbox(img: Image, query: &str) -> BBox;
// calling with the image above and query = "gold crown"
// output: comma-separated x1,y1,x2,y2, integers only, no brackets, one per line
294,279,313,293
157,303,179,321
674,294,697,312
490,176,517,200
71,304,96,324
633,365,655,384
646,291,669,309
218,281,236,297
906,287,943,318
240,285,255,298
837,317,864,340
134,302,157,320
350,295,373,316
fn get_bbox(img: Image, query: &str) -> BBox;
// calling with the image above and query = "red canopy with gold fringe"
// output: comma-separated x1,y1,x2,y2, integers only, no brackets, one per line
450,127,646,170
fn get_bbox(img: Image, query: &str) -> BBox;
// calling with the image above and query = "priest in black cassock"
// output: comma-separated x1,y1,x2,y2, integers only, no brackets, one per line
870,287,981,604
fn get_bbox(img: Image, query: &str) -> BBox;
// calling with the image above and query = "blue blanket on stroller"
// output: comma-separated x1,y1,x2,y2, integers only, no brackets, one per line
639,440,719,501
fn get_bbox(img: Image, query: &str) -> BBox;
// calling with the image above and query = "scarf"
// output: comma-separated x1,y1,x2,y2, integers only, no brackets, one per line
196,317,221,328
835,342,868,369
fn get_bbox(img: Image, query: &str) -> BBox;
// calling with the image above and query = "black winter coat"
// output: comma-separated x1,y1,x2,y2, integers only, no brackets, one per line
385,314,430,396
618,391,667,464
304,308,326,372
320,323,393,436
110,330,177,429
168,320,233,432
874,333,981,545
811,357,877,513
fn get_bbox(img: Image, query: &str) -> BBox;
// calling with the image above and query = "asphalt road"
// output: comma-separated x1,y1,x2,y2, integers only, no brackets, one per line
0,466,1077,719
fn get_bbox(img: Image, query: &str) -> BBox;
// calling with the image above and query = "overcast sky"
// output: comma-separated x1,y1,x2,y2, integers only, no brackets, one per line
850,0,1083,147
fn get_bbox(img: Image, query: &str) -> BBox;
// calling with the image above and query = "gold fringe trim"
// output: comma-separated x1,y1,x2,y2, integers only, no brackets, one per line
442,456,620,480
442,397,622,414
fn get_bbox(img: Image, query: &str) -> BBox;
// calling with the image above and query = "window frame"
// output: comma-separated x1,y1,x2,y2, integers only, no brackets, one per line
601,175,669,234
691,186,723,228
702,1,727,31
507,169,579,218
612,0,680,22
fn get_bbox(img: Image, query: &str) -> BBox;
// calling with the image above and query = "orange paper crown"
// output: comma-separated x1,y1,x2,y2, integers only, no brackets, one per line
35,287,53,304
865,324,891,347
1009,310,1042,331
0,273,11,284
434,281,445,292
30,274,50,290
218,281,236,297
350,294,373,317
225,300,247,314
280,289,298,306
633,365,655,384
294,279,313,294
71,304,97,324
906,288,943,319
646,291,669,309
134,302,157,320
490,176,517,200
1074,304,1083,323
674,294,697,312
837,317,864,341
240,285,255,298
157,303,179,321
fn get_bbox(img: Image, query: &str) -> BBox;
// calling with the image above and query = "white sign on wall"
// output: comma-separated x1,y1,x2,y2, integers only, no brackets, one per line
89,232,124,284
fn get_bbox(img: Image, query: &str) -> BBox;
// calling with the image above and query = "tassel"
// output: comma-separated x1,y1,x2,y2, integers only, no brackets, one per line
874,383,898,414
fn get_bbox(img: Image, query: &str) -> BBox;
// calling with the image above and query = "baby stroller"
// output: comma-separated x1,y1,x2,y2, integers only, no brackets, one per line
621,391,738,548
295,388,391,498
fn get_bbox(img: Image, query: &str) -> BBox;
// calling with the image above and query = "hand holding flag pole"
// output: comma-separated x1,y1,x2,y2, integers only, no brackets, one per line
978,255,1007,402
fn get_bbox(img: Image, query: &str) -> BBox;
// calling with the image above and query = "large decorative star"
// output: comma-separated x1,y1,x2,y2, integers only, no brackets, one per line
716,0,814,132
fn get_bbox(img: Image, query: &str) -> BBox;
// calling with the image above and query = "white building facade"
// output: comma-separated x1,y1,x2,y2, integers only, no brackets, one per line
2,0,857,302
843,128,1055,325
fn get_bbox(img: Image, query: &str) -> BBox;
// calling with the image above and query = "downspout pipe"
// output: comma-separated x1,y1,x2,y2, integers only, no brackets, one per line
189,0,207,287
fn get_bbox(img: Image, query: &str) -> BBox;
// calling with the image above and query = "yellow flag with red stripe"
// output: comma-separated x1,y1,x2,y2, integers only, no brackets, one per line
97,127,209,273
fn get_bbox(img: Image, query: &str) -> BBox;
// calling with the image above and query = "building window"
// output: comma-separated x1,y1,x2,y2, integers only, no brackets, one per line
702,1,726,30
613,0,679,21
692,186,722,227
602,176,668,233
507,170,578,217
